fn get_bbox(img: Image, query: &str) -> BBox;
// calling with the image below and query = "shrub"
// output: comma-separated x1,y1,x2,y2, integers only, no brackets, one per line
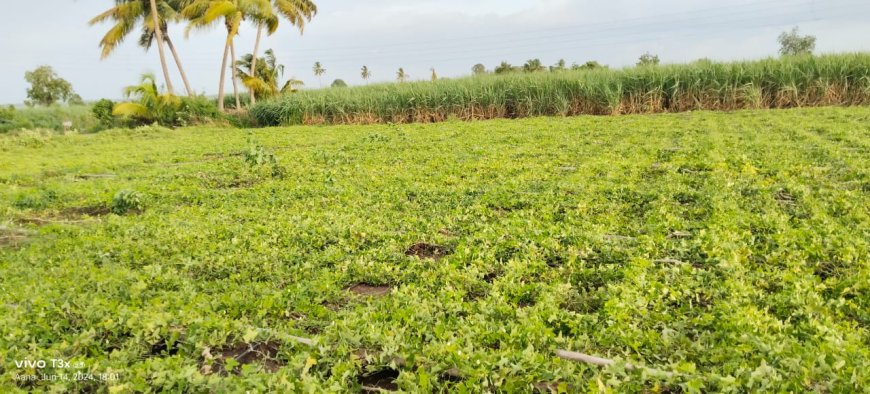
573,61,605,70
177,96,222,126
637,52,660,67
0,106,18,133
111,190,145,215
92,99,119,129
0,105,14,122
244,137,285,178
13,188,58,210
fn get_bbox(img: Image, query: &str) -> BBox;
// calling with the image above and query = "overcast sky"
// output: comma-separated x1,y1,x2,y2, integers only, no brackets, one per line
1,0,869,104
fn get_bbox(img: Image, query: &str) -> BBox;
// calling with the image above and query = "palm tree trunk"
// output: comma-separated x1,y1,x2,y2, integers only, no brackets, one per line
218,39,230,112
230,41,241,109
148,0,174,95
165,35,194,98
249,25,264,105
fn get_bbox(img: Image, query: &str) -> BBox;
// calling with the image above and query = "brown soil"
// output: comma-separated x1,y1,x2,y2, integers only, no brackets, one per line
359,368,400,392
440,368,464,383
205,341,283,376
14,205,112,227
74,174,117,180
405,243,451,260
62,205,112,217
482,272,501,283
347,284,392,297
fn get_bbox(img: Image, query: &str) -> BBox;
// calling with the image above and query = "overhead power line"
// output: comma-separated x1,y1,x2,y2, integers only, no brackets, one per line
284,0,864,57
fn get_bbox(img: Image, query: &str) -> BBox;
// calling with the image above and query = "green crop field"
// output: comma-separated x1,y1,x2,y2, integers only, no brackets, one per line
1,107,869,392
252,54,870,126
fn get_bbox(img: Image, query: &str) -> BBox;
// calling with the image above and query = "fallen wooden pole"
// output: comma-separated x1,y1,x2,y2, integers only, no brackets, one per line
557,349,674,377
555,349,627,368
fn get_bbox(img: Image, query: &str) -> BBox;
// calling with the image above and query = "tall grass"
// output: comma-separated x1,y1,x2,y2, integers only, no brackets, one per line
251,53,870,126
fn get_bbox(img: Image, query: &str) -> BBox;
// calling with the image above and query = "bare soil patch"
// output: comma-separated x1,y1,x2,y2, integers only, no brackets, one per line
74,174,117,180
347,284,392,297
63,205,113,217
359,368,400,392
482,271,501,283
405,242,451,260
202,341,283,376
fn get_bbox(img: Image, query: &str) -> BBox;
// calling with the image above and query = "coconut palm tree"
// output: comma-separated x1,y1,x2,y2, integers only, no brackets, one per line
90,0,192,97
494,61,515,74
235,48,284,98
360,65,371,84
313,62,325,87
148,0,174,95
396,68,407,83
523,58,545,73
281,78,304,93
248,0,317,105
183,0,274,111
112,73,181,123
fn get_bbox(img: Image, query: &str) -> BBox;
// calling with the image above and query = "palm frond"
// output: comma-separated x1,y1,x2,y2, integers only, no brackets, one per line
112,102,149,118
99,19,137,59
203,1,236,24
273,0,317,33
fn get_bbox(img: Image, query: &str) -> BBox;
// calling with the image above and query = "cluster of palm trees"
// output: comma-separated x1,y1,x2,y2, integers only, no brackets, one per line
91,0,317,112
312,63,423,85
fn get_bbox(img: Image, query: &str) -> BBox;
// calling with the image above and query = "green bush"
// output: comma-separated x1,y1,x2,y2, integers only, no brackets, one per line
177,96,222,126
13,188,58,210
244,137,285,178
0,106,19,133
91,99,122,130
0,105,14,122
111,189,145,215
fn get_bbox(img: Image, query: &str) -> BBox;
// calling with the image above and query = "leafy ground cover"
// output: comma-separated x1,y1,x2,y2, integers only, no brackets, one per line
1,107,869,392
